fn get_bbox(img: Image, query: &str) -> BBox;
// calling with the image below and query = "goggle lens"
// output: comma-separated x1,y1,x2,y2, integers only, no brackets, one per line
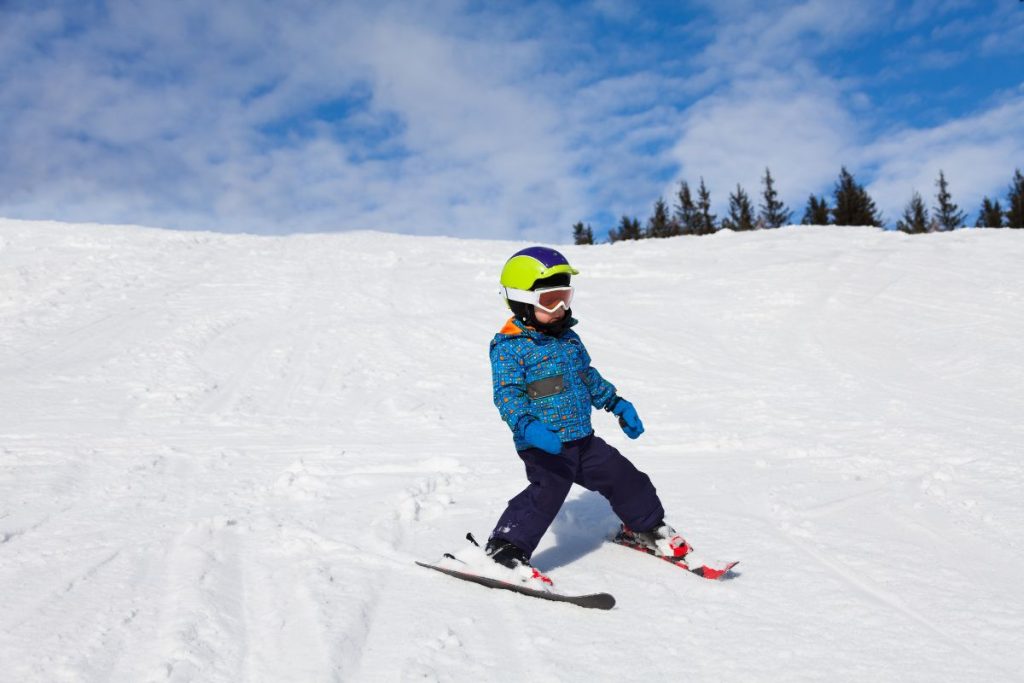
535,287,573,312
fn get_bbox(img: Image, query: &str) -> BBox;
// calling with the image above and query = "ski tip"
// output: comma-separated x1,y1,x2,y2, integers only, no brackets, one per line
691,561,739,580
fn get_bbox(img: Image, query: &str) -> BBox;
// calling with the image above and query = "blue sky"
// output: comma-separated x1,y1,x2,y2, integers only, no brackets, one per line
1,0,1022,241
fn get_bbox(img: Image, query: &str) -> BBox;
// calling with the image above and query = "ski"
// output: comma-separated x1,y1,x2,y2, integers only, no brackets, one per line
610,535,738,580
416,560,616,610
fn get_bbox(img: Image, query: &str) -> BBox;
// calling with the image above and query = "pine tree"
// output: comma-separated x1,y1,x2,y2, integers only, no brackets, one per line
1006,168,1024,229
721,184,756,231
976,197,1004,228
629,216,643,240
646,197,676,238
759,168,791,228
695,177,717,235
572,221,595,244
801,194,830,225
896,192,931,234
611,215,642,241
933,170,966,231
673,180,701,235
831,167,884,227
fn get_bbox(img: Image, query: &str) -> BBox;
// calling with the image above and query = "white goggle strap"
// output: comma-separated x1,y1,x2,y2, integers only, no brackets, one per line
502,286,539,306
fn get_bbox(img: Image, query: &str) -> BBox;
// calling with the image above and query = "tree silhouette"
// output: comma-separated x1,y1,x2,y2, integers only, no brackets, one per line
695,178,717,235
801,194,830,225
572,221,595,244
933,171,966,231
646,197,676,238
674,181,701,235
831,167,884,227
896,192,932,234
759,168,791,228
976,197,1003,228
609,215,642,242
721,184,756,231
1006,169,1024,229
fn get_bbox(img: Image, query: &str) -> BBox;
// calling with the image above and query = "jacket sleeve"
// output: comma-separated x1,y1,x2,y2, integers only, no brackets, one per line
576,338,617,409
490,341,535,438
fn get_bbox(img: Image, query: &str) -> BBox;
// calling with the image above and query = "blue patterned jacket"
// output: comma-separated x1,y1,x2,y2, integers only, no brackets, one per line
490,317,618,450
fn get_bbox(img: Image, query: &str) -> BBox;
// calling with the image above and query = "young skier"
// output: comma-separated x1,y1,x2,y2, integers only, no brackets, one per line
486,246,697,580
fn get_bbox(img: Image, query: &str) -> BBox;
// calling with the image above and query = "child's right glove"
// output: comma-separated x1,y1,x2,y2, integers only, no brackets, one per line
520,418,563,454
607,396,644,439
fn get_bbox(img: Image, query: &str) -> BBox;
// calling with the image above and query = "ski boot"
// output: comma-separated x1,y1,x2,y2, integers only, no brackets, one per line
615,522,693,560
613,523,736,579
485,538,553,587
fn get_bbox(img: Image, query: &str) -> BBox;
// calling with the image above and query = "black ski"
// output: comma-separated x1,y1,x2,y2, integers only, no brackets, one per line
415,560,616,610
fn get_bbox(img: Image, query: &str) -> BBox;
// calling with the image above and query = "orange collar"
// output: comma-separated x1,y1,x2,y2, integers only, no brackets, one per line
499,317,532,335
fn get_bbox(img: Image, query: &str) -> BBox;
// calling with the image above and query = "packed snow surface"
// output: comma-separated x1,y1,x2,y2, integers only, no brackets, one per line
1,218,1022,682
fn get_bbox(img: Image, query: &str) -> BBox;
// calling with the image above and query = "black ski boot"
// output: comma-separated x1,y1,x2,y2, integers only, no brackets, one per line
484,538,553,586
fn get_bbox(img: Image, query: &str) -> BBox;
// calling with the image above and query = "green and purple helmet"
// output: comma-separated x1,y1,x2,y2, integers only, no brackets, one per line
499,246,579,291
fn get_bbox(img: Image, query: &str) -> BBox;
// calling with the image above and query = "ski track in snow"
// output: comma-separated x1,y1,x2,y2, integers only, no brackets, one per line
1,219,1023,681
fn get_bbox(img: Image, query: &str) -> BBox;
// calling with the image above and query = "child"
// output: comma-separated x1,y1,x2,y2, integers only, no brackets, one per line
486,246,694,580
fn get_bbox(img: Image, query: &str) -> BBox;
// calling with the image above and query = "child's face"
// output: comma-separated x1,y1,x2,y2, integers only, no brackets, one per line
533,305,566,324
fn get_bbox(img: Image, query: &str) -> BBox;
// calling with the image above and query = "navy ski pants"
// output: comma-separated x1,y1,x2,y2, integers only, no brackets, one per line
490,432,664,557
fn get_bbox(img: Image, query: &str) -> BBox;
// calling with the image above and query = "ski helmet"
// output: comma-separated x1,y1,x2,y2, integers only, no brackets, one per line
499,246,579,292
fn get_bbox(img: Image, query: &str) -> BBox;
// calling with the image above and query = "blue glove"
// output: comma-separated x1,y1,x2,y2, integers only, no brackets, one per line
522,419,563,454
608,397,644,439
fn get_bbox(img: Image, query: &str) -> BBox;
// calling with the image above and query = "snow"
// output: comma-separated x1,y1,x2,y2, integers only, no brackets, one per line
1,217,1023,682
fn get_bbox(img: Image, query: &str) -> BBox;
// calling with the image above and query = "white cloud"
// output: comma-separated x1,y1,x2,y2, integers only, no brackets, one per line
695,0,882,74
658,2,882,216
667,70,858,214
0,1,596,239
865,95,1024,222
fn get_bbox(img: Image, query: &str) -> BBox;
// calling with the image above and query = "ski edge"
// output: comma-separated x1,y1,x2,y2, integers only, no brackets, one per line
415,561,616,610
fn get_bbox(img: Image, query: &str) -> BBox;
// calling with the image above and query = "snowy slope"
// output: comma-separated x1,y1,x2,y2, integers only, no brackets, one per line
1,218,1022,682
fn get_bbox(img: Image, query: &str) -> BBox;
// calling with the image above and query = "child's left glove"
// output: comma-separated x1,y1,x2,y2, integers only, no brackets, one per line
607,396,644,439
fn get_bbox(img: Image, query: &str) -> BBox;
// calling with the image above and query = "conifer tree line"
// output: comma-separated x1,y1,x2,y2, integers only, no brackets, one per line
572,167,1024,244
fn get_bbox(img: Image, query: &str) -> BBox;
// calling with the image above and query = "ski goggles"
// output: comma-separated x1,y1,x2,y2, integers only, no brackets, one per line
503,286,574,313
